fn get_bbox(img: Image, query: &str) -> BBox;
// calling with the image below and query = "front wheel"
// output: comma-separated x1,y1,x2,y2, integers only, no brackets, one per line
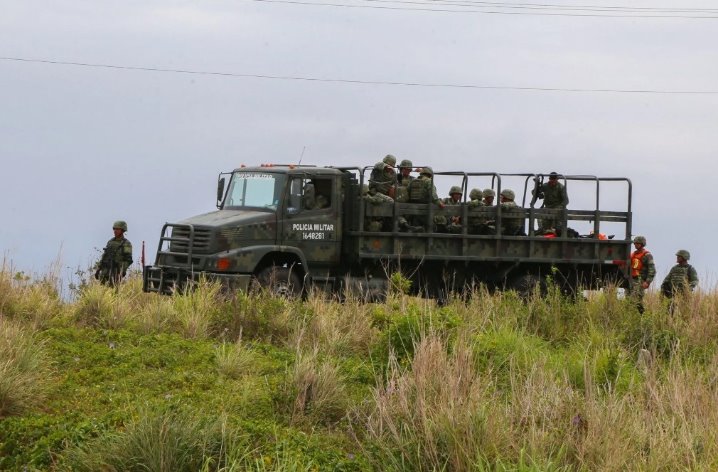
254,266,303,298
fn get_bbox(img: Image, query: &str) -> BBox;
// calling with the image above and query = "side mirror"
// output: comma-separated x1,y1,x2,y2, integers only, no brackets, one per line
216,178,226,207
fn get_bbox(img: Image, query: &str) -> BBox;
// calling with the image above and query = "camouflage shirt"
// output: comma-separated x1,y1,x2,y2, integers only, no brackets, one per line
661,263,698,294
535,182,569,208
369,162,397,196
97,236,133,283
500,201,524,235
407,176,440,204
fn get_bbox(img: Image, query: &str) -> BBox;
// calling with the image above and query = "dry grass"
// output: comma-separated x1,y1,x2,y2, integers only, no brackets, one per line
284,345,348,425
289,293,379,356
0,319,51,417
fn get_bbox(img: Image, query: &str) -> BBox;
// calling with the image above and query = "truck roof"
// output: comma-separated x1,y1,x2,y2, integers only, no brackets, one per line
231,165,345,177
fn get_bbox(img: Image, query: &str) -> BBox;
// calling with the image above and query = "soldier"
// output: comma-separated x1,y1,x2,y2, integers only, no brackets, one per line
362,183,393,232
468,188,484,207
467,188,491,234
660,249,698,299
95,220,133,286
403,166,444,232
303,183,329,210
368,161,397,198
440,186,463,233
499,189,526,236
483,188,496,206
397,159,414,187
629,235,656,314
533,172,569,234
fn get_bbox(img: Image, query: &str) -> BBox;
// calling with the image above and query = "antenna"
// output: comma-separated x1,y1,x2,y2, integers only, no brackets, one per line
298,146,306,165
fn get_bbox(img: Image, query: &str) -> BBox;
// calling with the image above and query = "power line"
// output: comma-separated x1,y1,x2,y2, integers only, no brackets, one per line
248,0,718,18
423,0,718,14
2,56,717,95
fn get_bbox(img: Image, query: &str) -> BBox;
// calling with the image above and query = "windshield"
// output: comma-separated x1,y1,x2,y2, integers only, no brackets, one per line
223,172,286,210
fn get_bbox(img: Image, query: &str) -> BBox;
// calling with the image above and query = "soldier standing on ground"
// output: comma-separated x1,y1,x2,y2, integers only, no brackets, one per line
630,235,656,314
95,220,133,286
660,249,698,299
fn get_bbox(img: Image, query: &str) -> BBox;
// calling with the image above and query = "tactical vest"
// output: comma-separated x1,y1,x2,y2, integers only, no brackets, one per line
667,265,693,287
408,178,428,203
631,249,650,278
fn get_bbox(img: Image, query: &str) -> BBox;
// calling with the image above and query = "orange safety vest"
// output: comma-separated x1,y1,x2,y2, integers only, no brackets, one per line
631,248,650,278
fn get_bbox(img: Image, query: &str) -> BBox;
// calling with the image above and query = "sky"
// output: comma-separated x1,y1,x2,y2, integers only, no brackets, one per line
1,0,717,292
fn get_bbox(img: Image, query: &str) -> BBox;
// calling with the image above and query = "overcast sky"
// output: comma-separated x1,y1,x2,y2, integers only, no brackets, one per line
2,0,717,291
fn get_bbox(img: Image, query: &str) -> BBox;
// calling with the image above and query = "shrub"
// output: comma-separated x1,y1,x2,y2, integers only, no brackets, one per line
277,347,348,425
216,337,254,380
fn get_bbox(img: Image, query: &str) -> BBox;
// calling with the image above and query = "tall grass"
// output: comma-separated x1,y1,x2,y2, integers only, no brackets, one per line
0,319,51,417
0,267,64,329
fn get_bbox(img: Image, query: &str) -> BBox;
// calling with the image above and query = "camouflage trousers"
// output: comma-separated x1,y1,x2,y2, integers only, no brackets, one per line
629,277,647,313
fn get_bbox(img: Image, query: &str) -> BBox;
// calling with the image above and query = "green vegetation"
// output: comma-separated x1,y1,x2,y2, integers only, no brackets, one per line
2,267,718,471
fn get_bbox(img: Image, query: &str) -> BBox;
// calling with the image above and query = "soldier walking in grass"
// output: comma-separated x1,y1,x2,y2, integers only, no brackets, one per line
629,235,655,314
661,249,698,314
95,220,133,286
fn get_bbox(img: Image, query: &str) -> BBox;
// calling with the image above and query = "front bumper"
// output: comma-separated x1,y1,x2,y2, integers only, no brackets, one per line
142,266,252,295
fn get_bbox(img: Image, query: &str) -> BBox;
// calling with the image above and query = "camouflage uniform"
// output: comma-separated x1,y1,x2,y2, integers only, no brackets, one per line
438,186,463,233
96,220,133,286
303,184,329,210
362,183,393,231
629,236,656,313
483,188,496,207
499,189,525,236
402,167,442,232
369,161,397,197
533,173,569,233
395,159,415,203
660,250,698,298
467,188,490,234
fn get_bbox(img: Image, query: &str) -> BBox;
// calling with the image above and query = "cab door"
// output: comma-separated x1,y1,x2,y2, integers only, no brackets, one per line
280,175,341,269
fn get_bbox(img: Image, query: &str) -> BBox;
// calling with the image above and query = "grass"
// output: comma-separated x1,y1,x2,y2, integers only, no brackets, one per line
2,267,718,470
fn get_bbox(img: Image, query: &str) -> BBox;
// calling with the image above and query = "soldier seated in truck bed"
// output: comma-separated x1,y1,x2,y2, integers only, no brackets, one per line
499,189,526,236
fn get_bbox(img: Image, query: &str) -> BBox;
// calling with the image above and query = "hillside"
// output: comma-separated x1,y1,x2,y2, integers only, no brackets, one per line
1,269,717,471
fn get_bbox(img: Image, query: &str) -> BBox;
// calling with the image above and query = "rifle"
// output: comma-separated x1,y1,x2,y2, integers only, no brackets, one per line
530,175,544,208
95,240,126,281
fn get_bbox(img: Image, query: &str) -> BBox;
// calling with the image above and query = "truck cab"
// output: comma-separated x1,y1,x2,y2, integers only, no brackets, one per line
143,165,345,296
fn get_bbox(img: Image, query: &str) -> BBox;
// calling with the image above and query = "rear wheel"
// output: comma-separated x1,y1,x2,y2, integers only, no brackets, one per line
254,266,303,298
510,274,546,299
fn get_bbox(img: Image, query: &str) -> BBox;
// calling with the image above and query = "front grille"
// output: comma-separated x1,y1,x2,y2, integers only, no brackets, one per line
170,227,213,253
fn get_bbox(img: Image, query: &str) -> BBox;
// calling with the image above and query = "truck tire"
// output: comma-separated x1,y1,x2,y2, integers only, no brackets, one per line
255,266,302,298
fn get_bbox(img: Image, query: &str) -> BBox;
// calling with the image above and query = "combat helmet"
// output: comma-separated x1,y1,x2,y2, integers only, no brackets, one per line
420,166,434,177
113,220,128,232
449,185,463,195
469,188,483,200
383,154,397,167
676,249,690,260
483,188,496,197
500,189,515,201
399,159,413,169
633,235,646,245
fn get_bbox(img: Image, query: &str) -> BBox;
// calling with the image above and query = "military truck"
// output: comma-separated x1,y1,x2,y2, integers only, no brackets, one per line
143,164,632,299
